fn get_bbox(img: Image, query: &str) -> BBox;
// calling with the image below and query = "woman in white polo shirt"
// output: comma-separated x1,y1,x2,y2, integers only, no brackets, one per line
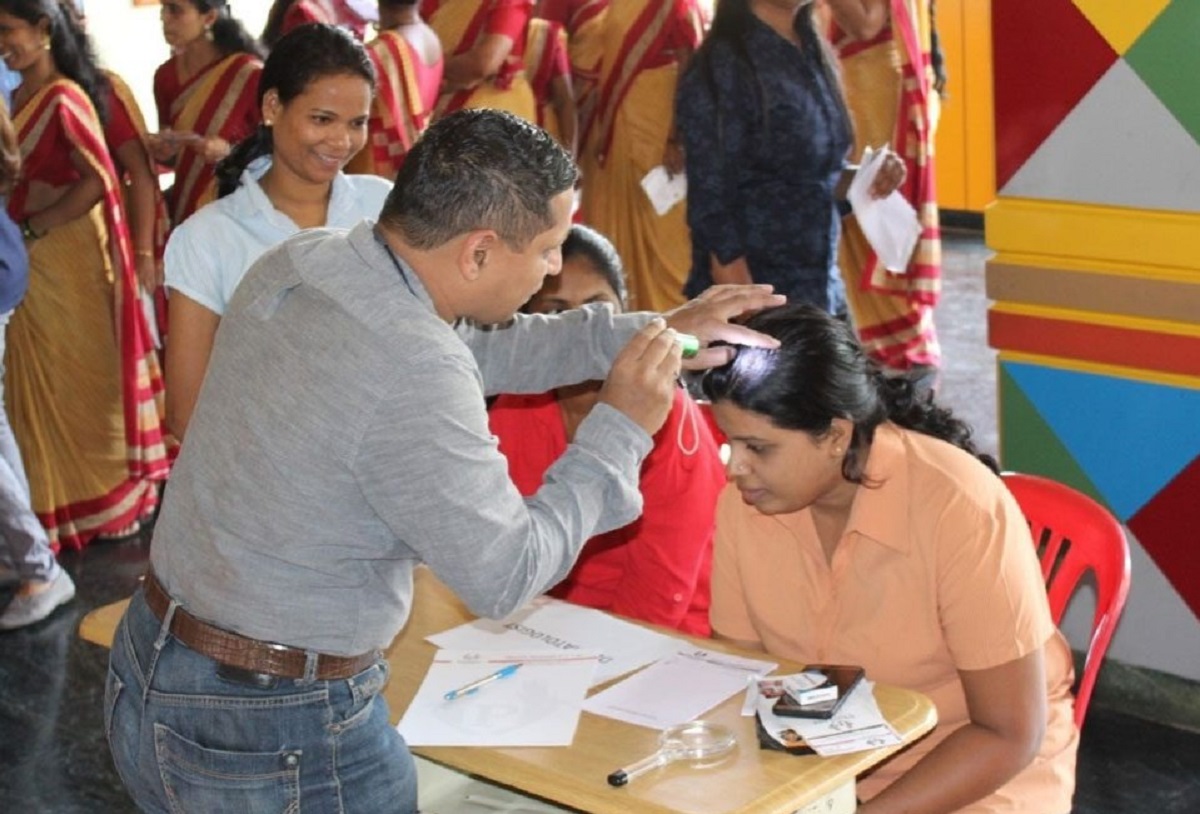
165,23,391,438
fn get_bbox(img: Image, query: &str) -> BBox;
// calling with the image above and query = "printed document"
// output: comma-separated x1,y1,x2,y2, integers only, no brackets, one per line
427,597,680,686
398,650,598,747
583,648,777,730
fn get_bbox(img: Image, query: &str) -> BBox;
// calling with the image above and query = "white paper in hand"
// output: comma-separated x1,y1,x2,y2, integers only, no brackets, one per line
847,146,920,274
640,165,687,216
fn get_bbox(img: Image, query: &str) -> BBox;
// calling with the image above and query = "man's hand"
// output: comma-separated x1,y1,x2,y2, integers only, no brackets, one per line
597,318,682,437
663,285,786,369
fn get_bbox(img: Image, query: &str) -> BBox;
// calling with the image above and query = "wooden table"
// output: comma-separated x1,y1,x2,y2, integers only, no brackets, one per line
81,569,936,814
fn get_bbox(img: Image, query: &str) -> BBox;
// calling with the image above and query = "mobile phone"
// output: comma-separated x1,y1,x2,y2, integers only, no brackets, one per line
771,665,865,720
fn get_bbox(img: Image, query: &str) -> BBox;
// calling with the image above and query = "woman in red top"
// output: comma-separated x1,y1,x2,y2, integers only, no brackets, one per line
260,0,371,49
488,224,725,635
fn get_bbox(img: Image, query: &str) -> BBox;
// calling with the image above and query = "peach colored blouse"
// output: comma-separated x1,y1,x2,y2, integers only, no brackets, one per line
711,423,1078,813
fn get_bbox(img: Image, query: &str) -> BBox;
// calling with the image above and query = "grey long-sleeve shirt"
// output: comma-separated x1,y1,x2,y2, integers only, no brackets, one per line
152,221,654,656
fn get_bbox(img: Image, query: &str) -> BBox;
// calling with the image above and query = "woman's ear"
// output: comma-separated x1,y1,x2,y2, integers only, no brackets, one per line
828,418,854,456
261,91,281,126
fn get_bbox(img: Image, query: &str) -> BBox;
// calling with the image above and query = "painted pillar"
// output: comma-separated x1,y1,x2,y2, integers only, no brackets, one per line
988,0,1200,681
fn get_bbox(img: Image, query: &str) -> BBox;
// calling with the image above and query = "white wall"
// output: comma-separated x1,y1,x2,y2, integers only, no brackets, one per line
1059,528,1200,682
89,0,275,125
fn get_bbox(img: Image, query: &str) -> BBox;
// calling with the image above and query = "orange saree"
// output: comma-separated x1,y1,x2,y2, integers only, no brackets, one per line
7,80,170,549
579,0,702,311
832,0,941,371
160,53,262,226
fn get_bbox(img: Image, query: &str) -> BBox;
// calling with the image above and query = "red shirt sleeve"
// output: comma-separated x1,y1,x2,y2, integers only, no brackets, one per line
152,61,176,129
485,0,533,40
663,0,702,52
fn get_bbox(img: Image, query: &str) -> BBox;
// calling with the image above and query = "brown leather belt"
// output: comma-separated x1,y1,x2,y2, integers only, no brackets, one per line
142,571,378,681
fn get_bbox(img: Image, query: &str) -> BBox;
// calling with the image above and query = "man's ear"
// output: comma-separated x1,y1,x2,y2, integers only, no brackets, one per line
456,230,498,281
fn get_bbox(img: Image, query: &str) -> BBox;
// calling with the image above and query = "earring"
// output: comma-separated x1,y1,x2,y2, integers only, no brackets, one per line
205,25,214,41
263,119,273,127
833,447,844,456
42,39,51,51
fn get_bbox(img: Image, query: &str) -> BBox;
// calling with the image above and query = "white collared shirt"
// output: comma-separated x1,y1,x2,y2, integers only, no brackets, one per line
164,158,392,315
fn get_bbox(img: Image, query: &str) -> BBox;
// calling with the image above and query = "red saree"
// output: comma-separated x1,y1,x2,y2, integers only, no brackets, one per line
159,53,262,225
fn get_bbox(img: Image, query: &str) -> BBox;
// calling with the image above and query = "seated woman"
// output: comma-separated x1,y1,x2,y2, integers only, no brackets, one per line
164,24,392,438
488,225,725,635
701,304,1078,813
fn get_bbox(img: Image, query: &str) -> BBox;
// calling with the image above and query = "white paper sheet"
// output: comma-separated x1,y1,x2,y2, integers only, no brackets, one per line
640,165,688,216
847,146,921,274
583,648,777,730
756,679,901,756
426,597,680,686
397,650,599,747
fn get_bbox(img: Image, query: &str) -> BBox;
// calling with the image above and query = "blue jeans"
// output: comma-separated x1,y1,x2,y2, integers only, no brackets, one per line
106,590,418,813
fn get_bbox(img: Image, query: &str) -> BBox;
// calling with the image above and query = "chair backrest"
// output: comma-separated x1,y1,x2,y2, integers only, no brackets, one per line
1001,472,1132,729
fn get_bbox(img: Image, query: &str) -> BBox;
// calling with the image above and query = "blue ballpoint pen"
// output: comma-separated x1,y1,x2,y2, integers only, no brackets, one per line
444,663,522,701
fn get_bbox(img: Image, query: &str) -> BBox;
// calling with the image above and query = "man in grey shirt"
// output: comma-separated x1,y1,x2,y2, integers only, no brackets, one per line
106,110,783,814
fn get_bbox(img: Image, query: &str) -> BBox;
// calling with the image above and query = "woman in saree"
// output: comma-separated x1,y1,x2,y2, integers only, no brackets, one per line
536,0,608,140
260,0,371,49
0,0,169,548
345,0,443,179
578,0,703,311
523,14,575,155
149,0,262,227
827,0,941,379
420,0,536,121
104,69,171,341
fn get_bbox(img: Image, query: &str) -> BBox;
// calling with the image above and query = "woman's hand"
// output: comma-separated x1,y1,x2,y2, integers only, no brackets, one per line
663,138,685,177
197,135,231,164
134,251,163,292
146,132,180,164
870,148,907,198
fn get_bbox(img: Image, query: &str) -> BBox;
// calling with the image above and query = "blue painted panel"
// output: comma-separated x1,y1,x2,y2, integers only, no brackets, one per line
1004,362,1200,519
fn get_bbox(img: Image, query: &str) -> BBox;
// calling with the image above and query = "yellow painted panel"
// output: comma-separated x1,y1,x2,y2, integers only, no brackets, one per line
999,351,1200,391
1072,0,1172,55
932,0,995,212
933,0,967,208
961,0,995,211
986,198,1200,272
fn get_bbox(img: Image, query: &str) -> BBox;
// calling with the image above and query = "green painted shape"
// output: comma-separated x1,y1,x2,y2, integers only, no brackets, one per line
1126,0,1200,145
998,366,1110,509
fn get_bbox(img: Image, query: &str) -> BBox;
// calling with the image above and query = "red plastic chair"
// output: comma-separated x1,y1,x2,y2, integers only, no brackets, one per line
1001,472,1132,729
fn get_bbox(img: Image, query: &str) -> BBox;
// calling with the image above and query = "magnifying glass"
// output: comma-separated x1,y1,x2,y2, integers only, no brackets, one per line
607,720,737,787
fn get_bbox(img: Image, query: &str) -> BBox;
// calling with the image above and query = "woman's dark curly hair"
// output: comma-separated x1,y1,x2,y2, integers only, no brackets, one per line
701,303,998,482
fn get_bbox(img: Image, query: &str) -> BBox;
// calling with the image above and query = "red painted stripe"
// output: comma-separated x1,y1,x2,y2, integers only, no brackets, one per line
988,311,1200,378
